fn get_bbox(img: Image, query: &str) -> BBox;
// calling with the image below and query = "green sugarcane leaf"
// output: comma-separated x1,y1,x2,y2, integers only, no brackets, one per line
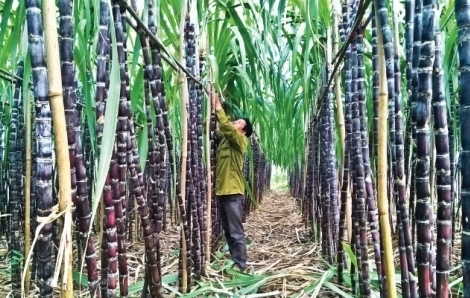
341,242,357,268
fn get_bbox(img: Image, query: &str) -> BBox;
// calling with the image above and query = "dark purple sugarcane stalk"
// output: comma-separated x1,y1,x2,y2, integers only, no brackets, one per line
456,0,470,293
58,0,77,223
111,2,130,295
147,3,174,203
105,150,119,298
173,159,192,289
188,154,200,281
357,27,383,297
325,63,338,263
8,61,24,297
404,0,415,180
185,13,200,282
183,137,194,289
415,0,435,296
313,123,321,242
371,7,379,177
351,29,370,296
410,0,423,254
197,54,207,273
143,86,155,232
445,72,456,253
449,100,456,250
143,75,159,235
210,113,219,246
432,28,451,298
58,0,99,295
392,24,414,298
326,65,338,258
126,117,163,298
396,0,419,294
304,127,315,229
135,16,161,286
349,26,359,293
147,0,167,237
25,1,54,296
338,1,351,283
319,107,329,260
137,26,162,283
93,0,114,296
30,143,38,283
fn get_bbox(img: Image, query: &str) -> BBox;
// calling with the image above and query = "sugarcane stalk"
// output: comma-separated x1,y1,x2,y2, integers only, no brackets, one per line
205,80,212,269
179,0,189,292
24,90,32,295
333,12,345,186
375,4,397,297
42,0,73,295
432,28,451,298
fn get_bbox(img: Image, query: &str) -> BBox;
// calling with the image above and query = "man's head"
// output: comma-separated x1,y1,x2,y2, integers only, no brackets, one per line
232,118,253,138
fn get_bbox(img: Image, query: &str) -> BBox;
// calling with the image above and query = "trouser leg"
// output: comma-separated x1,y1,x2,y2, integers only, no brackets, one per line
218,194,247,269
219,197,234,255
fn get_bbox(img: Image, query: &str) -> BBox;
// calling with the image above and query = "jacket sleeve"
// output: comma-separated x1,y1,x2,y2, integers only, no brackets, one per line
202,119,225,139
216,109,247,151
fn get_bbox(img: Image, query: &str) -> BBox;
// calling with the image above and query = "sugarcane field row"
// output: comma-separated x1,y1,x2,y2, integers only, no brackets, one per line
0,0,468,297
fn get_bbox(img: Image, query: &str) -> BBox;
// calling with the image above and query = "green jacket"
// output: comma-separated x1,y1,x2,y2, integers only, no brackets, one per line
215,109,248,196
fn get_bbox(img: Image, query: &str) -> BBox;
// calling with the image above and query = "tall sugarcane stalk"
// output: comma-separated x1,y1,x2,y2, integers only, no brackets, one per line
178,0,189,292
58,0,99,295
410,0,423,254
209,111,219,247
102,150,118,298
375,3,397,297
404,0,415,184
135,5,162,287
333,10,345,188
43,0,73,295
351,27,370,296
185,11,201,281
325,25,338,265
58,0,77,224
338,2,352,282
197,46,207,276
455,0,470,294
358,26,385,297
372,7,379,177
392,1,415,295
24,82,32,295
8,61,24,298
25,1,54,296
432,27,451,298
415,1,435,296
147,1,166,280
349,23,360,292
205,77,212,270
126,115,164,298
111,2,129,296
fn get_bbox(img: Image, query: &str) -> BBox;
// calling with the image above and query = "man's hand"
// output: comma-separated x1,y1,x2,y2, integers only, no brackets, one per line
211,90,223,111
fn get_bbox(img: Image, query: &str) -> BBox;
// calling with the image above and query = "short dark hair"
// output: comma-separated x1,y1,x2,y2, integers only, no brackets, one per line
241,118,253,138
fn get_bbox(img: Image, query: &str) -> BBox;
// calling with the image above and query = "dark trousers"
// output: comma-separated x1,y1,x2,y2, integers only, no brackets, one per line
218,194,247,269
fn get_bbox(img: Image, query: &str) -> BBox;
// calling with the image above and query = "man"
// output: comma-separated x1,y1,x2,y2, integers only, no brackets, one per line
212,93,253,272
